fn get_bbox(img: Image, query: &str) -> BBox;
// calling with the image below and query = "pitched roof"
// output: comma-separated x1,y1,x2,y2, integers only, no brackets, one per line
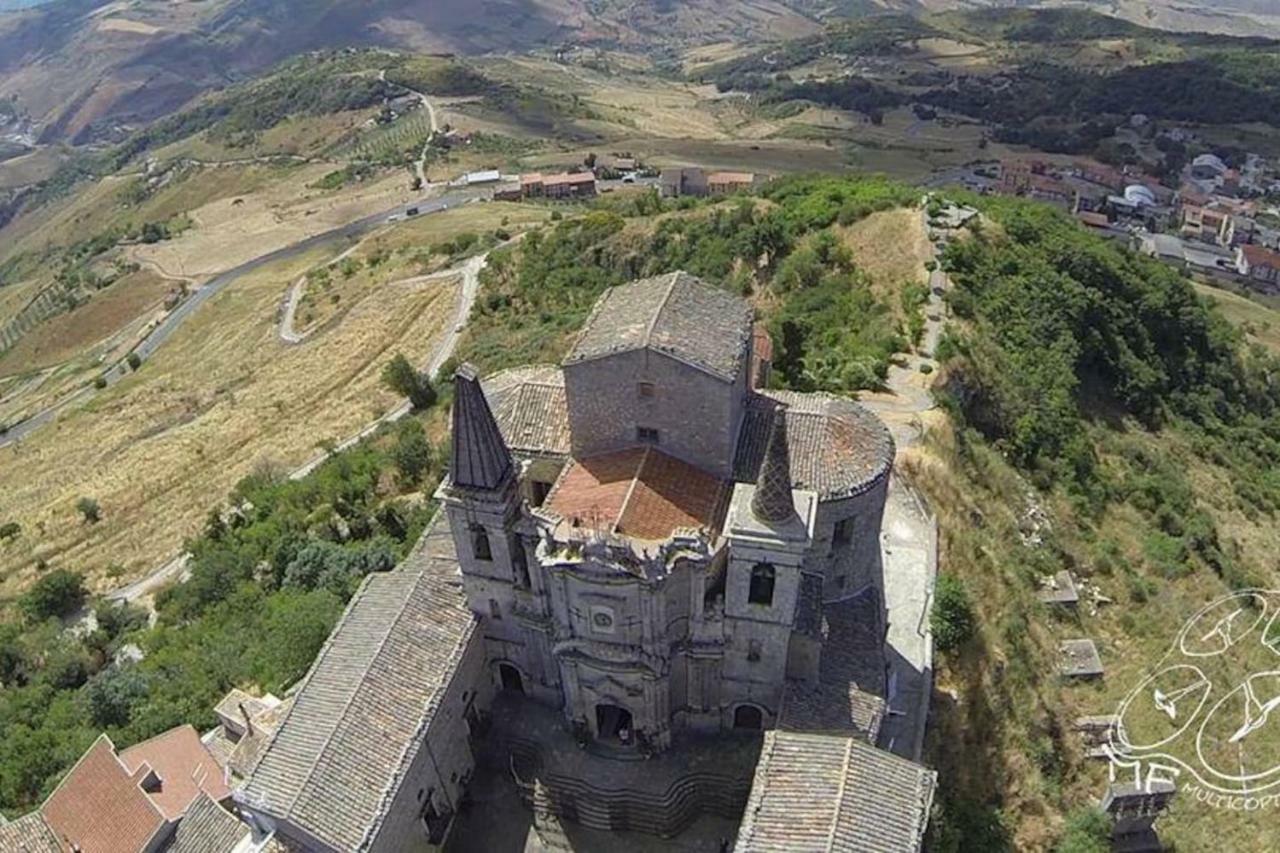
736,731,936,853
0,813,61,853
1242,243,1280,269
41,735,167,853
482,365,571,457
168,793,249,853
750,403,795,524
118,725,231,821
450,363,514,490
544,446,727,541
238,515,478,852
779,589,887,740
734,391,894,501
564,272,753,383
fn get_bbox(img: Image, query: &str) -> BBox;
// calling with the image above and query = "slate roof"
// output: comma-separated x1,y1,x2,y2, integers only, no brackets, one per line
482,365,571,457
544,446,727,541
41,735,167,853
238,515,478,852
779,589,887,741
564,272,753,383
736,731,936,853
735,391,894,501
168,793,249,853
118,725,231,821
0,812,61,853
450,364,514,491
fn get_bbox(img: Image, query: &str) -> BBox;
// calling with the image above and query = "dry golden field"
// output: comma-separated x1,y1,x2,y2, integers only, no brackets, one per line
0,245,458,597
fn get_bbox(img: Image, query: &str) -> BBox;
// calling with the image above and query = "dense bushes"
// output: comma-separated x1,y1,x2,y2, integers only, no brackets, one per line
18,571,86,622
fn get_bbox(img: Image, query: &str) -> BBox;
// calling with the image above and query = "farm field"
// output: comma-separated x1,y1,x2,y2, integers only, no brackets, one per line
0,243,458,598
1194,282,1280,355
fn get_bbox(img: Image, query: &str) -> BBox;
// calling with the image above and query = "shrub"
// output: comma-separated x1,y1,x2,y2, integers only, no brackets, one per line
76,497,101,524
932,573,976,652
93,375,107,389
0,521,19,542
125,352,142,371
392,419,434,485
20,570,87,621
1055,807,1110,853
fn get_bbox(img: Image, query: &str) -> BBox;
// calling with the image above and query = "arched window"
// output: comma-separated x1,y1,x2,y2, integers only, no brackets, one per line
734,704,764,730
748,563,775,606
471,525,492,561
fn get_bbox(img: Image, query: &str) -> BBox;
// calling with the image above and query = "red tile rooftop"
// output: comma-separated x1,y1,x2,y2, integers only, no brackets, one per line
118,724,231,820
42,735,167,853
545,447,726,542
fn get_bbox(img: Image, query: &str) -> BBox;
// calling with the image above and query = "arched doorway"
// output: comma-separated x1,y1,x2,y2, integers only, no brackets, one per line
734,704,764,730
595,703,634,745
498,663,524,694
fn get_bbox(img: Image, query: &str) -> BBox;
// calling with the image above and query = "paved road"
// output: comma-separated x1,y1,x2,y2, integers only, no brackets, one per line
0,191,477,448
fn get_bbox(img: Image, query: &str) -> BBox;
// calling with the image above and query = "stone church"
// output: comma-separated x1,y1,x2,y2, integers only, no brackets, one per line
237,271,934,852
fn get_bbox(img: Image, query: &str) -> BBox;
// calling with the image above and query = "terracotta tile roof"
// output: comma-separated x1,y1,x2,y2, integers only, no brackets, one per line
707,171,754,185
565,271,753,383
238,514,478,852
737,731,936,853
117,725,231,821
482,365,571,457
41,735,167,853
542,171,596,186
734,390,893,501
545,447,727,541
168,792,249,853
779,589,887,740
1242,243,1280,269
0,812,61,853
520,172,543,185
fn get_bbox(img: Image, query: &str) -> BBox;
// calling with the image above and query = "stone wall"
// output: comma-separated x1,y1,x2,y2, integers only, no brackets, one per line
369,625,491,853
563,349,747,478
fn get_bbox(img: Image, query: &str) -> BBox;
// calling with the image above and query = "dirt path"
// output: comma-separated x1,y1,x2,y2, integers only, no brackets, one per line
381,69,439,188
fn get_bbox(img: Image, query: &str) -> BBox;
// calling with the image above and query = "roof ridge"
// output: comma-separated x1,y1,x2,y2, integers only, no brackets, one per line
827,737,856,850
642,271,681,350
614,446,650,536
118,723,199,758
287,571,423,832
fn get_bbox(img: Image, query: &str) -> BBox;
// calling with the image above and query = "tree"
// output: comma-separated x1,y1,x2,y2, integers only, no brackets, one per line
76,497,101,524
126,352,142,371
931,573,976,652
20,570,88,621
392,419,434,485
381,353,437,411
86,666,150,728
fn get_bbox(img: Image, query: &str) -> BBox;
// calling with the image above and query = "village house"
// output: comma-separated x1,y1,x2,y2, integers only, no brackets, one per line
1237,243,1280,289
234,271,935,851
519,171,597,200
707,171,758,195
0,727,235,853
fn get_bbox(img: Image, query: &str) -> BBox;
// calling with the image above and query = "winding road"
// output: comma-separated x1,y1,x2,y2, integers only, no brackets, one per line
0,190,477,449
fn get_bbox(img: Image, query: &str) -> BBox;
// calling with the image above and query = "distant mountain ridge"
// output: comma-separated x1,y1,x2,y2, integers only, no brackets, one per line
0,0,1273,144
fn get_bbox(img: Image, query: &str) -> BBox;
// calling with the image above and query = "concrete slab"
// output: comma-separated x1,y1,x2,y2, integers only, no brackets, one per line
1059,639,1105,679
1038,570,1080,606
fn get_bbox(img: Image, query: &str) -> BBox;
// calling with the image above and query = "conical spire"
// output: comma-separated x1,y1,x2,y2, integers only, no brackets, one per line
751,403,795,523
450,363,513,490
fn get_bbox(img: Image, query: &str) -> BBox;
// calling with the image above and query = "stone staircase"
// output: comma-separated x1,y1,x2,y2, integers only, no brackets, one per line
502,734,752,839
